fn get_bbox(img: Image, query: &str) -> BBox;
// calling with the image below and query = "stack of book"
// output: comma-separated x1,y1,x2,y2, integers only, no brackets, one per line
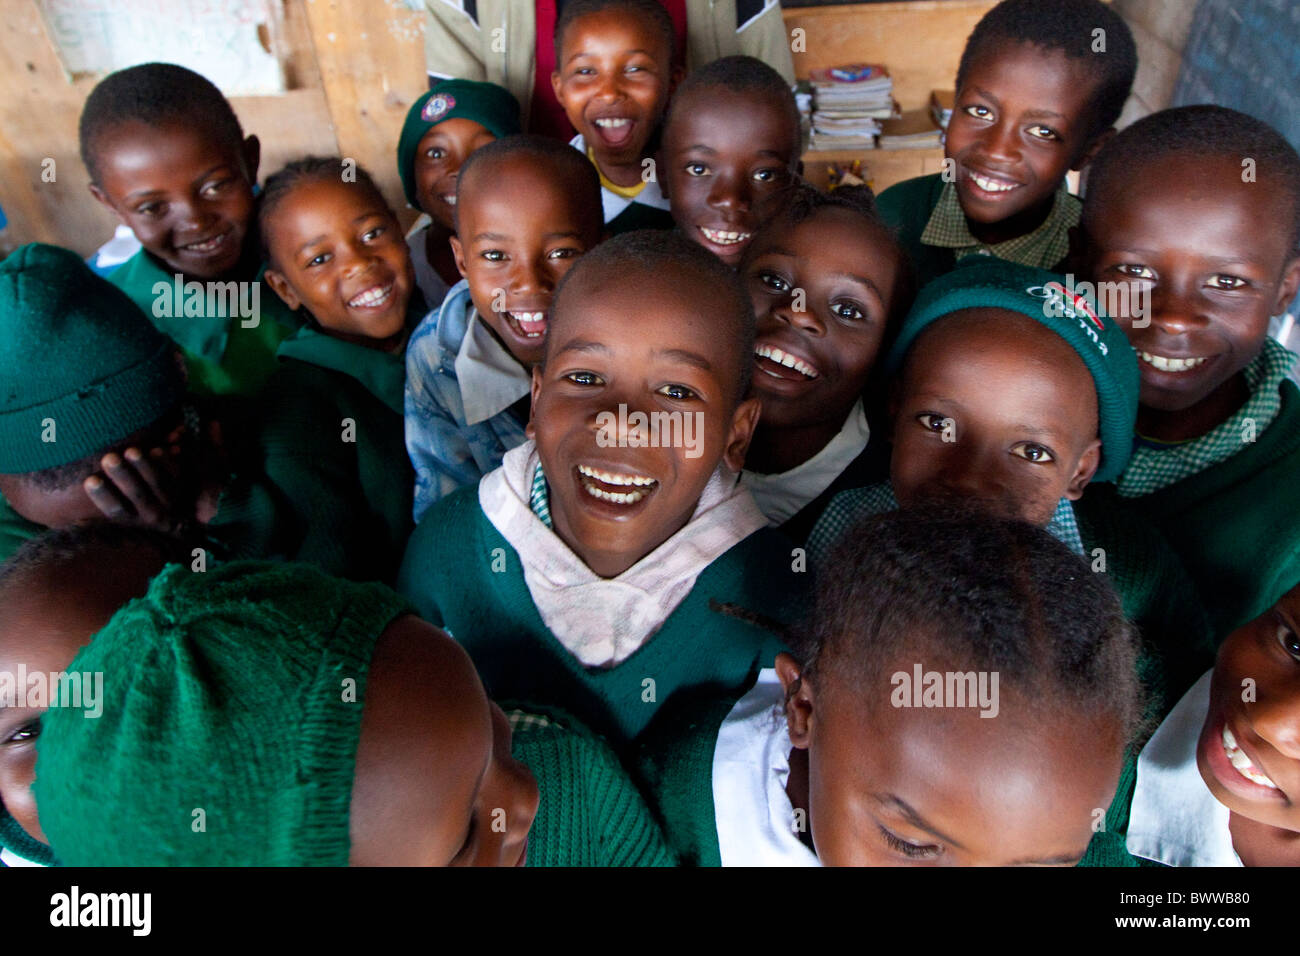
808,64,897,150
930,89,955,129
878,109,943,150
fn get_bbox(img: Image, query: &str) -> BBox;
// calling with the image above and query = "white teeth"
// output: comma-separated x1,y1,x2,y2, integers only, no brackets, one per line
348,284,393,308
442,194,457,206
1140,351,1208,372
508,311,547,338
577,464,656,487
183,234,227,253
969,173,1018,193
1222,726,1280,789
754,344,818,379
594,118,631,128
700,226,751,245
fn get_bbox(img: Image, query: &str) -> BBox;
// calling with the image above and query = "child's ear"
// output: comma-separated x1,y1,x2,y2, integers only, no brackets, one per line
525,364,544,440
550,70,563,101
262,268,301,312
722,394,762,472
241,134,261,184
449,235,468,279
1064,437,1102,500
776,652,814,749
1073,126,1116,173
1272,254,1300,315
88,182,124,222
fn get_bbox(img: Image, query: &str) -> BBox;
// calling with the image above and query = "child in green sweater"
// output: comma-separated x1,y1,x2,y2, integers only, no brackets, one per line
18,545,672,867
1075,106,1300,638
80,63,300,397
258,158,421,584
399,231,802,753
739,184,909,538
1082,578,1300,867
875,0,1135,288
657,55,801,267
810,259,1213,710
638,508,1145,866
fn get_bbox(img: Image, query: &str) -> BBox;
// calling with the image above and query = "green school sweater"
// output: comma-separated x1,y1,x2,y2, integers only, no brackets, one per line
253,326,413,584
509,705,677,867
1087,380,1300,638
108,249,300,397
397,485,802,752
1078,752,1163,867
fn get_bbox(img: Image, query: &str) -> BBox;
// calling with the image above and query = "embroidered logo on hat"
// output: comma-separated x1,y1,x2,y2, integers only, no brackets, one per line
422,93,456,122
1042,281,1104,331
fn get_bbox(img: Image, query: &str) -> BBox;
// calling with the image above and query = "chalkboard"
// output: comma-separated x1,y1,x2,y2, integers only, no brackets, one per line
37,0,286,95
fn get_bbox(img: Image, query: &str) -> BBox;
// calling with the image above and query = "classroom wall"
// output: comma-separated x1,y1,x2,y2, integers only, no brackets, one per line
1112,0,1197,125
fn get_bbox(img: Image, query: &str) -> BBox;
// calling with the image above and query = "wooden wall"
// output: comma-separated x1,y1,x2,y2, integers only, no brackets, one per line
0,0,1002,257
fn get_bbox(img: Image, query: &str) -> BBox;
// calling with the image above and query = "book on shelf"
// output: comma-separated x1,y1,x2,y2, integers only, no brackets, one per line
878,109,943,150
930,89,955,129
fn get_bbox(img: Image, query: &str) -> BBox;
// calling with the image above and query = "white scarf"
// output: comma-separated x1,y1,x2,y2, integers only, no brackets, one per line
479,441,767,668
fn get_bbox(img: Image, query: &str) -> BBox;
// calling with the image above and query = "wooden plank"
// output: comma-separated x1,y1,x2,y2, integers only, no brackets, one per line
801,146,946,192
299,0,428,228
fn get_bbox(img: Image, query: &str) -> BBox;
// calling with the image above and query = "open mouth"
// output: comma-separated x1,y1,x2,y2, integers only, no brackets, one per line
1222,726,1279,790
591,116,636,149
576,464,658,506
699,226,752,247
1138,351,1209,373
755,344,819,380
439,192,457,206
348,281,395,310
962,168,1022,197
504,310,547,339
179,229,233,256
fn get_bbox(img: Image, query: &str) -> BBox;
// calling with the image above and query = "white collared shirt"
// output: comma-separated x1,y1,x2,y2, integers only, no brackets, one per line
569,134,672,224
1127,670,1243,867
713,669,822,866
0,846,46,867
454,311,532,426
743,400,871,526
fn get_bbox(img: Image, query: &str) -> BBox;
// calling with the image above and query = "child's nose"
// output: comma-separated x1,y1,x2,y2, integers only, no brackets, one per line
708,173,751,213
980,120,1022,165
779,299,826,336
1150,281,1210,335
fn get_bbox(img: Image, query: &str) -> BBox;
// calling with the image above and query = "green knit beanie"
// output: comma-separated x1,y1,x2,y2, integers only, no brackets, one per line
396,79,521,208
885,258,1140,482
0,243,186,474
32,561,412,866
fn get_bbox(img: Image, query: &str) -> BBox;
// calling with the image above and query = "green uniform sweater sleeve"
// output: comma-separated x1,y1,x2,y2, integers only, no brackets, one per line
509,704,677,867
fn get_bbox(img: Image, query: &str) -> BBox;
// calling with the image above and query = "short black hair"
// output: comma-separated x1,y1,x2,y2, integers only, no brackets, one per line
455,134,603,241
956,0,1137,141
665,55,801,157
554,0,677,68
804,507,1145,739
79,63,245,185
751,183,917,336
1084,105,1300,256
0,522,190,596
549,229,755,402
257,156,388,264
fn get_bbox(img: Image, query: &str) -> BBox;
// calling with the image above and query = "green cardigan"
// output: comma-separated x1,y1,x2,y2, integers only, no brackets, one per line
397,486,802,753
511,705,677,867
252,326,413,584
108,249,300,397
1087,380,1300,638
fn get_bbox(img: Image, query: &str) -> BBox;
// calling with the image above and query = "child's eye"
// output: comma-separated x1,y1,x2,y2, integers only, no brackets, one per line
962,104,992,120
3,718,40,746
1011,441,1055,463
362,226,386,242
547,246,580,260
685,162,709,177
564,371,603,386
425,146,447,160
1026,125,1060,141
200,178,231,198
879,824,942,860
831,300,866,322
917,413,953,435
136,202,165,217
658,383,698,400
481,250,506,262
1207,274,1248,291
753,168,781,184
1114,264,1155,281
758,270,791,293
306,252,332,267
575,66,596,76
1276,623,1300,662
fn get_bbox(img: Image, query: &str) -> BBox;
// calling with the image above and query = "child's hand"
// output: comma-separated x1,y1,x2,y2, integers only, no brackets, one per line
82,437,184,530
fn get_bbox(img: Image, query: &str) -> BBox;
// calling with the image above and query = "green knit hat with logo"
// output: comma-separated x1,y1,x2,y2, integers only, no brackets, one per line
884,258,1140,482
396,79,522,208
0,243,186,474
33,560,412,866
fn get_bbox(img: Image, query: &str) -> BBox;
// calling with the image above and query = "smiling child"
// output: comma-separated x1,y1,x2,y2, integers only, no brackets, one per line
80,64,301,396
404,135,604,520
398,230,803,753
1076,105,1300,637
257,158,420,583
552,0,678,233
658,55,802,266
396,79,521,307
739,185,910,534
875,0,1135,287
639,508,1143,866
